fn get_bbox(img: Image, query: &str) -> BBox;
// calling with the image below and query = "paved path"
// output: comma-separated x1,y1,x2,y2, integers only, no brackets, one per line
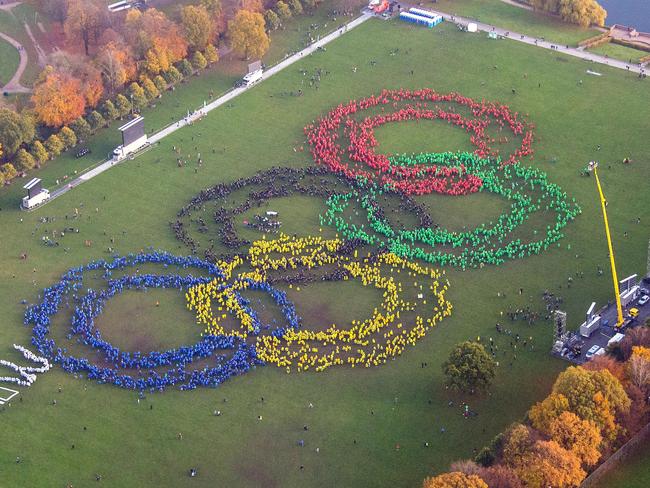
41,12,373,207
431,9,648,73
0,31,30,93
23,22,46,67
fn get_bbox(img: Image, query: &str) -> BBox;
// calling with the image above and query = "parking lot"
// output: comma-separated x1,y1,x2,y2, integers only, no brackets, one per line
556,279,650,364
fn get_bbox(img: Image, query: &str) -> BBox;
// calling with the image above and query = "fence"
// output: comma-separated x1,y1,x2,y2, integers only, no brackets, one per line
580,422,650,487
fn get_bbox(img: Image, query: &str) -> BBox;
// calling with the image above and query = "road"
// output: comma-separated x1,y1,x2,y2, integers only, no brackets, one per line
427,8,647,74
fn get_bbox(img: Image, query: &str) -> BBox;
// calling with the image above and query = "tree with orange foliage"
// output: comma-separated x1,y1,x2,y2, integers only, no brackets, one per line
124,8,188,64
241,0,264,12
228,9,270,60
423,472,488,488
549,411,602,467
583,354,626,381
95,40,137,93
32,70,86,127
477,465,523,488
181,5,215,51
64,0,106,56
551,366,630,442
514,440,585,488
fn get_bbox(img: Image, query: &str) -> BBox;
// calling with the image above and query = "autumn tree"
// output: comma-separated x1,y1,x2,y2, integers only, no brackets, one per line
628,346,650,392
503,424,535,467
549,411,602,467
583,354,626,381
276,1,292,21
32,71,86,127
128,82,148,112
57,126,76,149
619,327,650,360
64,0,107,56
95,39,137,93
301,0,317,10
265,10,281,31
513,440,585,488
442,341,497,393
477,465,523,488
201,0,222,15
42,0,69,28
191,51,207,71
14,148,36,171
70,117,92,142
1,163,18,181
178,59,194,78
153,75,168,93
140,77,160,100
558,0,607,28
101,100,120,121
551,366,630,441
30,140,49,166
87,110,105,131
44,134,64,158
181,5,215,51
422,472,488,488
529,392,570,433
288,0,303,15
204,44,219,65
241,0,264,12
114,94,132,118
124,8,188,71
228,9,270,60
0,108,35,157
163,66,183,85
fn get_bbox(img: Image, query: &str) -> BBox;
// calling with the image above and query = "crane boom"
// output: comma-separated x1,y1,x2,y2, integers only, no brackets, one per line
592,165,625,326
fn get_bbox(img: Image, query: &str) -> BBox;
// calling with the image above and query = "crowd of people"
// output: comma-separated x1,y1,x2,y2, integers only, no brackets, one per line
184,234,453,372
322,151,581,269
304,88,534,196
0,344,51,386
24,252,261,391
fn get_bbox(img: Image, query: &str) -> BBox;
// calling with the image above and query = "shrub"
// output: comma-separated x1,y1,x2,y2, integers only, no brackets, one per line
164,66,183,85
178,59,194,78
87,111,106,132
153,75,168,93
101,100,120,121
45,134,64,158
192,51,207,71
114,94,132,118
1,162,18,181
30,140,49,166
204,44,219,64
14,148,36,171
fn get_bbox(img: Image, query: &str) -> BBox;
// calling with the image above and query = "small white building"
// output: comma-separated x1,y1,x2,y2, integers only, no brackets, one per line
22,178,50,210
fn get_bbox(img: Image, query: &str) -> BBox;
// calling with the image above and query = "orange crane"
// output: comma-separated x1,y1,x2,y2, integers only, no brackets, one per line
589,161,624,327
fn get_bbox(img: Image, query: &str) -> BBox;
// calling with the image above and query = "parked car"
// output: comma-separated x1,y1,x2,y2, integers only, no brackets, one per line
638,295,649,306
75,147,91,158
585,344,602,359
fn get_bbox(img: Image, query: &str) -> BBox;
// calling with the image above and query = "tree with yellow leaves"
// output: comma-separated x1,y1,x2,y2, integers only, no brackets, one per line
422,472,488,488
628,346,650,392
529,392,570,433
227,9,270,60
549,411,602,467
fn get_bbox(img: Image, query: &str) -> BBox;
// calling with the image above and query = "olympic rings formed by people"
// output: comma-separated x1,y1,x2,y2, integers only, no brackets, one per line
305,88,534,196
187,235,453,372
25,252,262,391
321,152,581,269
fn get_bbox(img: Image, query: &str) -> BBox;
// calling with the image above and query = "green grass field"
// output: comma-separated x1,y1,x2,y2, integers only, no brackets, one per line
0,15,649,488
588,41,648,63
0,36,20,86
595,446,650,488
431,0,600,45
0,2,44,87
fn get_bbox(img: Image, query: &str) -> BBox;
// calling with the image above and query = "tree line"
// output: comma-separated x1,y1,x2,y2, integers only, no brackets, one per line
425,328,650,487
0,0,324,187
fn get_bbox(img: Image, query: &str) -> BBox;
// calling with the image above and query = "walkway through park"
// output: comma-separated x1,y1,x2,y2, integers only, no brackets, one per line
45,12,373,203
426,7,647,73
0,31,30,93
35,8,647,206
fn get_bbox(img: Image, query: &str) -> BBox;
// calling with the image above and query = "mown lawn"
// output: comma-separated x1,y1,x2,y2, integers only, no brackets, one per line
431,0,600,45
588,41,647,63
0,17,648,488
